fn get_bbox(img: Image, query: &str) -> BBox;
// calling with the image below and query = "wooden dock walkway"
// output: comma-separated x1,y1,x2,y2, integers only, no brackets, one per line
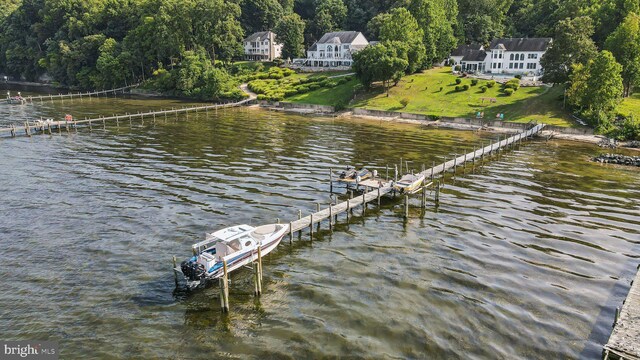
0,98,252,138
287,124,546,234
604,266,640,360
11,84,139,103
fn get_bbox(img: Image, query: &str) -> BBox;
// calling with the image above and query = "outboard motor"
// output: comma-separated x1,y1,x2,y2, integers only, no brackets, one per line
181,260,206,281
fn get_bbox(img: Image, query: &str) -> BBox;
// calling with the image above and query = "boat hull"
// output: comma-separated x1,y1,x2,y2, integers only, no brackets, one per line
182,224,288,289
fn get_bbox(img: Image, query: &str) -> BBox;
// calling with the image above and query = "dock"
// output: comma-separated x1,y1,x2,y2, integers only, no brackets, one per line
7,84,139,103
200,123,546,311
0,98,252,138
288,123,546,234
604,266,640,360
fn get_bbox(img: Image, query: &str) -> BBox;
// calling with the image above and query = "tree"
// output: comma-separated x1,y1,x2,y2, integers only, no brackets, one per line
568,50,624,129
240,0,284,34
605,12,640,97
540,16,598,84
457,0,512,43
403,0,457,66
343,0,396,38
310,0,347,40
353,42,408,94
275,13,305,59
368,7,425,73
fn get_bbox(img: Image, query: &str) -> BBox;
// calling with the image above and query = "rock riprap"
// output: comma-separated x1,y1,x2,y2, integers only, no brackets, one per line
593,154,640,167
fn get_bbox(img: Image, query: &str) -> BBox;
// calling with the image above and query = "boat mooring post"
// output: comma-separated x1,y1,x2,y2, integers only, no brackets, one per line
254,246,263,296
362,189,366,215
172,256,178,285
349,190,354,215
386,165,389,181
309,213,314,240
435,180,441,206
329,205,333,231
220,260,230,312
431,161,435,182
289,221,293,244
330,168,333,193
346,197,350,221
394,165,398,182
404,194,409,218
421,181,427,209
316,203,321,231
377,187,381,207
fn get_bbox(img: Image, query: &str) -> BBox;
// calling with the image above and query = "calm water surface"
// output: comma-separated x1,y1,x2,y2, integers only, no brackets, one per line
0,91,639,359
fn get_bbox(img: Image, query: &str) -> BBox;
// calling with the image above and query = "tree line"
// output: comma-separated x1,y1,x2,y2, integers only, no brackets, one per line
1,0,640,128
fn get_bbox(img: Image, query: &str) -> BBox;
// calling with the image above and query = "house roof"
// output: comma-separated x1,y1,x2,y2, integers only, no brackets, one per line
308,42,317,52
244,31,273,43
462,50,487,62
326,36,342,44
317,31,364,44
488,38,552,52
451,44,483,57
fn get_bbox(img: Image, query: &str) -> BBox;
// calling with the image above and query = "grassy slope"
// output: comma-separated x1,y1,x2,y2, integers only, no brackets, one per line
285,67,577,127
351,68,575,127
617,93,640,117
286,78,359,105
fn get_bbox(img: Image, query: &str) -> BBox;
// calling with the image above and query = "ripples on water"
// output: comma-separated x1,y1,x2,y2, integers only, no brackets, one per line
0,93,638,359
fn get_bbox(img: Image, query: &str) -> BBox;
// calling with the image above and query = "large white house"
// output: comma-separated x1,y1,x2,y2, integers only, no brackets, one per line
298,31,369,68
450,38,552,76
243,31,283,61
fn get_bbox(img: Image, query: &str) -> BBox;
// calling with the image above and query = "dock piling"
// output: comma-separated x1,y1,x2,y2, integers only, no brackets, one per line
220,260,230,312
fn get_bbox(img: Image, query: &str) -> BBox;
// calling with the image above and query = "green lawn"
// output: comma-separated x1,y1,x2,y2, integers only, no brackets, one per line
286,78,359,106
351,68,576,127
617,93,640,117
284,67,579,127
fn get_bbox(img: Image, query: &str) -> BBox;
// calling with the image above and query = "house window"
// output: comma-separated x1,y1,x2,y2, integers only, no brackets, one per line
527,63,537,69
498,63,502,69
510,54,514,60
519,63,524,69
528,53,538,59
492,63,496,69
509,63,513,69
499,53,503,59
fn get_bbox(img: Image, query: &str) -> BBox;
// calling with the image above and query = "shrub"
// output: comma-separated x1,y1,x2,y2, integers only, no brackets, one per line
454,65,461,72
504,88,514,96
480,86,487,93
463,84,470,91
487,80,496,88
515,74,522,79
335,98,350,111
455,78,462,84
344,75,353,81
455,85,462,92
308,83,321,90
504,78,520,91
284,89,298,96
439,86,443,92
400,98,410,108
257,94,266,100
619,116,640,140
471,79,478,86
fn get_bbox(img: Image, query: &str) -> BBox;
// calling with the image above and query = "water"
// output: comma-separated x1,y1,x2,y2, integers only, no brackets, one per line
0,92,639,359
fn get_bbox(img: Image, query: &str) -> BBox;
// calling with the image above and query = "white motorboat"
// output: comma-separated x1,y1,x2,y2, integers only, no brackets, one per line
178,223,289,289
393,173,426,193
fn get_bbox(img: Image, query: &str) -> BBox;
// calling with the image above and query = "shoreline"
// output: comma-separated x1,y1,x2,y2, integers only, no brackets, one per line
258,105,617,146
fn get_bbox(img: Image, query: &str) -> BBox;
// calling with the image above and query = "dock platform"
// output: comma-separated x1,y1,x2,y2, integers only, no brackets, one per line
605,267,640,360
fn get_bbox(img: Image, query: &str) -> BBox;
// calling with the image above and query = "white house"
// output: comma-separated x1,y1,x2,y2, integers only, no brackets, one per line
299,31,369,68
243,31,283,61
451,38,552,76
